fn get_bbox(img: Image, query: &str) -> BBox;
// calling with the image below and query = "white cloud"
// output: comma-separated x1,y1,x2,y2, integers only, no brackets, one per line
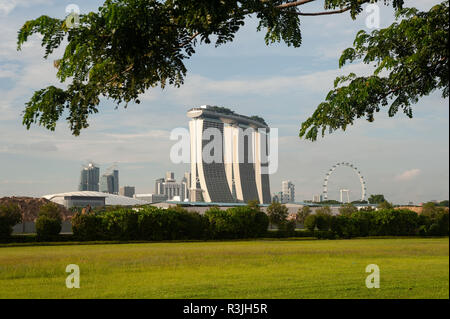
0,0,52,16
139,62,374,107
395,169,421,181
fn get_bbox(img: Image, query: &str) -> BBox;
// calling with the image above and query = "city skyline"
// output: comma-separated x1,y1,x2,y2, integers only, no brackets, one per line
0,0,448,204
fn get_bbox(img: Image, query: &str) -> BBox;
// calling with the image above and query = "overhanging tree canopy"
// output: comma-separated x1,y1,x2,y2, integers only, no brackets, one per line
16,0,448,138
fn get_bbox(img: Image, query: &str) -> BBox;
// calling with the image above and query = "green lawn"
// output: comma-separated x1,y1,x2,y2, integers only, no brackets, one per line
0,238,448,299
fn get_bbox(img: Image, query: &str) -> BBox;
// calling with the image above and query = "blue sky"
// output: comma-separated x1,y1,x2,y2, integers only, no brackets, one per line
0,0,448,204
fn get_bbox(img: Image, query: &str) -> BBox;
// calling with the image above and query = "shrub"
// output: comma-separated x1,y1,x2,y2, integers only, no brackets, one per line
0,203,22,239
338,203,358,216
71,213,105,241
36,202,62,241
228,206,269,238
426,210,449,236
137,206,209,241
297,206,311,225
304,214,316,231
266,202,289,229
314,230,336,239
102,209,139,240
36,217,62,241
315,213,331,231
371,209,418,236
330,215,360,238
205,206,268,239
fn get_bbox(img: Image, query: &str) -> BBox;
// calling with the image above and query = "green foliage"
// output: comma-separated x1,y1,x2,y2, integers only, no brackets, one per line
319,200,341,205
35,217,62,241
372,209,419,236
330,215,357,238
36,203,62,241
38,202,63,221
368,194,386,204
315,213,332,231
102,209,140,240
419,203,449,236
324,208,441,239
378,200,394,209
16,0,409,136
297,206,311,224
266,202,289,228
0,204,22,239
71,213,105,241
338,203,358,216
205,206,268,239
71,205,267,241
249,115,268,125
351,200,368,204
247,199,261,211
437,200,449,207
304,214,317,231
300,1,449,141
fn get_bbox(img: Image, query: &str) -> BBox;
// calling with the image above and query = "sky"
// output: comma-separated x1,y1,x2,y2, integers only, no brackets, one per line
0,0,448,204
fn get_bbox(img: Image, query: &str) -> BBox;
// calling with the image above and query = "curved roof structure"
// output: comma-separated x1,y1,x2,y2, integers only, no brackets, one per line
43,191,148,206
187,105,269,129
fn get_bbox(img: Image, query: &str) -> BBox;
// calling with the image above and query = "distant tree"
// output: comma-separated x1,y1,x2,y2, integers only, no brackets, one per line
378,201,394,210
438,200,449,207
320,200,341,205
247,200,260,212
316,206,333,216
421,202,447,218
339,203,358,216
304,215,317,232
297,206,311,224
368,194,386,204
314,206,333,230
359,206,376,212
351,200,368,205
36,202,62,240
0,204,22,239
266,202,289,230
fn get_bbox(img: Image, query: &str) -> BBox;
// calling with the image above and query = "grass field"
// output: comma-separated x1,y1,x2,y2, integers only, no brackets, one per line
0,237,448,299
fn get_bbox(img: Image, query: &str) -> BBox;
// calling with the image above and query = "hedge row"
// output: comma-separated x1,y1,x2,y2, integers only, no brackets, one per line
304,208,449,239
72,206,269,241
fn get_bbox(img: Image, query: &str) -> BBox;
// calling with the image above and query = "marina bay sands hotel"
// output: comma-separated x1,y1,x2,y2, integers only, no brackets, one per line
187,105,271,204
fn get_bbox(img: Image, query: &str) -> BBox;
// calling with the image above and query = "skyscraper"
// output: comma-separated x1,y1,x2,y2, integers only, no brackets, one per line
154,173,187,201
155,178,165,195
120,186,135,198
187,105,271,204
282,180,295,203
79,163,100,191
100,169,119,194
182,172,191,202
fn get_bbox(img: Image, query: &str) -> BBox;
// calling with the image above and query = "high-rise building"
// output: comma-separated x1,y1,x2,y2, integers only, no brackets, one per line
79,163,100,191
100,169,119,194
165,172,175,182
187,105,271,203
120,186,135,198
155,178,165,195
182,172,191,202
154,173,187,201
282,181,295,203
313,194,323,203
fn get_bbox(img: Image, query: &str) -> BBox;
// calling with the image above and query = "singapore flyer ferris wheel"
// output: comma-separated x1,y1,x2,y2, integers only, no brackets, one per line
323,162,367,202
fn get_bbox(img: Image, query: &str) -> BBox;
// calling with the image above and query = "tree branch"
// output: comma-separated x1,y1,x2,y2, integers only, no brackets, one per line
296,6,351,16
275,0,317,9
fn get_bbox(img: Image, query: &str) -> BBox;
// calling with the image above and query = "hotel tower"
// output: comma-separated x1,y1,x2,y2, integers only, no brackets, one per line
187,105,271,204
